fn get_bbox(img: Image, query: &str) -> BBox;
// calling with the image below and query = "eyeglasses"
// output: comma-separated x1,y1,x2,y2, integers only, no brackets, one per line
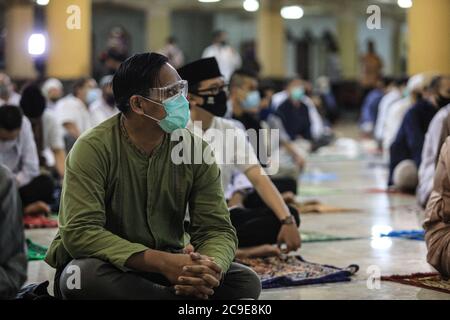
192,84,229,96
147,80,188,102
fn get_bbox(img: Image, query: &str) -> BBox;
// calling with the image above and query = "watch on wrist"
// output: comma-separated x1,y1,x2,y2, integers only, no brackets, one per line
280,215,295,226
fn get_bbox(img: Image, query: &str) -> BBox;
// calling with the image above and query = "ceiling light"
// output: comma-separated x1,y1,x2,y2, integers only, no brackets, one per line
243,0,259,12
28,33,46,56
397,0,413,9
280,5,304,20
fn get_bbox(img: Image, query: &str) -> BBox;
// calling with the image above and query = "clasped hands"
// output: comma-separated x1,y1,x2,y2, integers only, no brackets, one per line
163,245,223,300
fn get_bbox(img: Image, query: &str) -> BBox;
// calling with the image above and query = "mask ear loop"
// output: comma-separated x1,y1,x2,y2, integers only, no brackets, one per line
138,95,165,123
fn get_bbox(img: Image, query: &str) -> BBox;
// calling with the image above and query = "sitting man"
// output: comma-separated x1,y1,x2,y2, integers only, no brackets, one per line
0,165,27,299
388,76,446,192
0,105,55,216
45,52,261,300
179,57,301,259
274,78,327,147
417,76,450,207
424,136,450,277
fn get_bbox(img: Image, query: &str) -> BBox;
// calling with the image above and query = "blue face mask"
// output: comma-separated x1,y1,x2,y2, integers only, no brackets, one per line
141,94,190,133
86,88,101,105
242,90,261,110
290,86,305,102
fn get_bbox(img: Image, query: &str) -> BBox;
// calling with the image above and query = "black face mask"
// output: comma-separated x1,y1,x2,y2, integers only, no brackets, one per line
437,95,450,108
105,94,116,107
197,91,228,117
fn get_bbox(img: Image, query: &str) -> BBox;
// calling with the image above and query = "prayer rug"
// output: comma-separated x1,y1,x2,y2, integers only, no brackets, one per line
364,188,415,197
23,214,58,229
26,239,48,261
300,231,361,243
381,230,425,241
237,256,359,289
382,273,450,295
299,186,346,197
301,172,338,183
293,200,360,214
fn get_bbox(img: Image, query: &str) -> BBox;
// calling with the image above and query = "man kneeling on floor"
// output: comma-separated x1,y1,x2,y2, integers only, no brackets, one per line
45,52,261,300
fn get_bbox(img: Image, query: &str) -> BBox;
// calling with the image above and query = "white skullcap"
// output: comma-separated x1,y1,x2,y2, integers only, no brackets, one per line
41,78,63,97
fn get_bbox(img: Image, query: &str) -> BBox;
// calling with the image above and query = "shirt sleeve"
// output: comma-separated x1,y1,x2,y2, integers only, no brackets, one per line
188,139,238,273
58,139,148,270
46,113,65,150
234,125,260,174
16,117,39,187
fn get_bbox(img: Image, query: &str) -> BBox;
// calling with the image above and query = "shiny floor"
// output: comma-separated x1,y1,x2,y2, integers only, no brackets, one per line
25,122,450,300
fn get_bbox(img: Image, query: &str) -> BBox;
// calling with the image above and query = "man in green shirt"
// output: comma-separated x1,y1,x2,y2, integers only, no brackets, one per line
45,52,261,300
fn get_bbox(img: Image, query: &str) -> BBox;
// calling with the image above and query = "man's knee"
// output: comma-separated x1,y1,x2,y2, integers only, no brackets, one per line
59,258,108,300
222,263,262,300
426,230,450,277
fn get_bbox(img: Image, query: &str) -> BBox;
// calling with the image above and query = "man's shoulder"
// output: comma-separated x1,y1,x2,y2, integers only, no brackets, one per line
76,114,120,148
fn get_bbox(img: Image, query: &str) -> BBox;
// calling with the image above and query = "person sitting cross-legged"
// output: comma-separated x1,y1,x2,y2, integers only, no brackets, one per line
45,52,261,300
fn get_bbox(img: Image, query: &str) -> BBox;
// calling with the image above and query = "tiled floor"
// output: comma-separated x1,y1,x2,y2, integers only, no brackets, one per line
25,122,450,299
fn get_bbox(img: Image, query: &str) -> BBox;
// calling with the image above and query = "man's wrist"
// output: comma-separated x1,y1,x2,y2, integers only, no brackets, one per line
280,215,295,226
144,249,170,273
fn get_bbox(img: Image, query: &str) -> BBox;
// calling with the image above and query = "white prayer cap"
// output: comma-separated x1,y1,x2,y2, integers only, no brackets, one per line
99,75,114,88
407,72,437,93
42,78,63,97
406,74,425,93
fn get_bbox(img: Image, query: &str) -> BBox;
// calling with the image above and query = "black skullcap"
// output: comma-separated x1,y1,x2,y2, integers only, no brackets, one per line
178,58,223,88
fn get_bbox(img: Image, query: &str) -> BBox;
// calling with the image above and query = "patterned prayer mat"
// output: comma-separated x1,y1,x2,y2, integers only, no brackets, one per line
382,273,450,295
293,200,360,214
237,256,359,289
381,230,425,241
26,239,48,261
301,231,361,243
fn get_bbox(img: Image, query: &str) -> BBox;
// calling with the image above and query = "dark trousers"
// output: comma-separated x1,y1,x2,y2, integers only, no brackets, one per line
19,174,55,207
230,206,300,248
55,258,261,300
243,177,297,209
232,176,300,247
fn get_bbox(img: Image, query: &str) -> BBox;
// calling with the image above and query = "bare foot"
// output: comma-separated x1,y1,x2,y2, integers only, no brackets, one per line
24,201,50,216
236,245,281,259
282,192,296,204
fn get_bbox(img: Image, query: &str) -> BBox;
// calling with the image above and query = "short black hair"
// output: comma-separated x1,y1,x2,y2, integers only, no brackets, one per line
0,105,23,131
230,68,259,88
72,78,89,96
113,52,169,113
20,83,46,118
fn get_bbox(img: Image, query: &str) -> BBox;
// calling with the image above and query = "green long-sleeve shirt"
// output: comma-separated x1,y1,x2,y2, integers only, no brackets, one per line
45,114,237,273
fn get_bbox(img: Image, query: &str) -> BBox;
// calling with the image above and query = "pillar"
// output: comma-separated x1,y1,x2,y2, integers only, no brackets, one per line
146,4,171,52
46,0,92,79
408,0,450,75
336,7,358,79
257,0,285,78
5,0,37,79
